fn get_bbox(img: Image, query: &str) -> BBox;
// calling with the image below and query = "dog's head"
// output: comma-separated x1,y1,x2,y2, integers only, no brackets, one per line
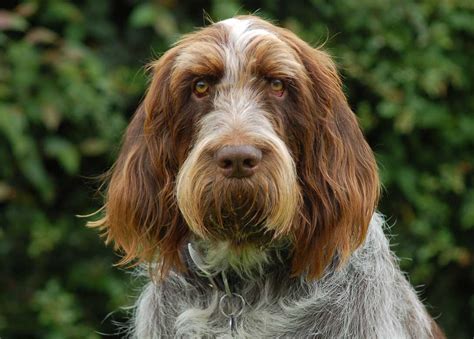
90,16,379,279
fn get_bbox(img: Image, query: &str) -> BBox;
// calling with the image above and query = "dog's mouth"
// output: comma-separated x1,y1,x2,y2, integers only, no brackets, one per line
203,180,275,245
206,206,272,246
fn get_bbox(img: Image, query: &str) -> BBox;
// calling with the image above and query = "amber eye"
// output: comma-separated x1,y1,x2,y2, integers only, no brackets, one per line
270,79,284,96
194,80,210,97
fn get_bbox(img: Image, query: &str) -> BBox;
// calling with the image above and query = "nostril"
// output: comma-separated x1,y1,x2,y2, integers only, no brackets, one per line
220,159,233,169
243,158,257,168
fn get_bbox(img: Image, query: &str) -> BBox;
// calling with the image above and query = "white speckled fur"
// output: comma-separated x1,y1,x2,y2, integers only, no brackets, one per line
132,214,433,338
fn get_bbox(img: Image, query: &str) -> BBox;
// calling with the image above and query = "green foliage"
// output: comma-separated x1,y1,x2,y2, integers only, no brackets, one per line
1,0,472,337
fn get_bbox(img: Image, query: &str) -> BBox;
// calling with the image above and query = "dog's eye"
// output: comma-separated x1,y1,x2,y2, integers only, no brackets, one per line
269,79,285,96
194,80,210,97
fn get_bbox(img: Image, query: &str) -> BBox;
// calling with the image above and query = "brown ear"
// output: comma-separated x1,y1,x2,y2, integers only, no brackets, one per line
88,49,189,277
285,36,380,279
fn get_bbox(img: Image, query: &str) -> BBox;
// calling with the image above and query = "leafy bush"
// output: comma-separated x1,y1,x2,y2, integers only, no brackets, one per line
1,0,472,337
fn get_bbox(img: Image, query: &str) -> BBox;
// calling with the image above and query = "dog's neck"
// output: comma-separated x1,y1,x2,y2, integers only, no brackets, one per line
186,238,291,282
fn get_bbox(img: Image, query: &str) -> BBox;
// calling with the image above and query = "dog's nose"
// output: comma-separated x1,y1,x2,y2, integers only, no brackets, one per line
215,145,262,178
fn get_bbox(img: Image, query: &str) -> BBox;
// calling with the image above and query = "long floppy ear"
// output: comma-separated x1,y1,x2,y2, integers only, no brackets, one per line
284,35,380,279
88,49,190,277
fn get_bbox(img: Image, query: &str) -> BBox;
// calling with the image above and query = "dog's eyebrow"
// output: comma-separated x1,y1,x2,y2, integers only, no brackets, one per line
174,45,225,79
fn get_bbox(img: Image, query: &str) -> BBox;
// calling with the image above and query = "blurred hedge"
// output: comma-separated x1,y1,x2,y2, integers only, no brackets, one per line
0,0,473,337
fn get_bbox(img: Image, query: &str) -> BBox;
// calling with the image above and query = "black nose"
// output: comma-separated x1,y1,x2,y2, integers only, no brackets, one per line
215,145,262,178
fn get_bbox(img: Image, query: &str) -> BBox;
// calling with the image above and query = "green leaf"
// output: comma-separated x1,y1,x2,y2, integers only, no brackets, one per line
129,3,157,27
461,191,474,229
44,137,80,175
0,10,29,31
79,138,109,156
0,106,53,200
211,0,242,20
28,215,63,257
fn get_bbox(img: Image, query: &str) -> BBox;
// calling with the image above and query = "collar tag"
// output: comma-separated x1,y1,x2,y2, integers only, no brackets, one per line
187,243,246,335
219,292,245,335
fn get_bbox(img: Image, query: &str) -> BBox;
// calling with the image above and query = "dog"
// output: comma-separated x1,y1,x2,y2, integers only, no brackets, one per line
89,15,444,338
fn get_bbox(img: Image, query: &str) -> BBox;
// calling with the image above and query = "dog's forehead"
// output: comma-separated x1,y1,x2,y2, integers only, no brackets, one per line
218,18,276,51
173,17,302,82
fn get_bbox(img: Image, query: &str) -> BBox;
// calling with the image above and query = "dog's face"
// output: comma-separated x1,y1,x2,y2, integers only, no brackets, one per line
92,16,379,279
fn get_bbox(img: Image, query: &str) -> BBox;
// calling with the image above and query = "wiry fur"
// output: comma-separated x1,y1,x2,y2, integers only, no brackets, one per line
132,214,434,338
190,239,279,278
89,15,444,338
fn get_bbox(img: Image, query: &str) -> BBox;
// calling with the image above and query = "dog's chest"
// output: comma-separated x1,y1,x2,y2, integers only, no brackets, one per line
133,221,434,339
156,275,333,338
173,289,309,338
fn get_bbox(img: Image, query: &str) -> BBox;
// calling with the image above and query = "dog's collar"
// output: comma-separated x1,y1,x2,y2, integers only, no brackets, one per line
187,243,245,335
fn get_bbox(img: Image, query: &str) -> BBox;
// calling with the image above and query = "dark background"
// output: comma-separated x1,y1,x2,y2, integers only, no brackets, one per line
1,0,473,337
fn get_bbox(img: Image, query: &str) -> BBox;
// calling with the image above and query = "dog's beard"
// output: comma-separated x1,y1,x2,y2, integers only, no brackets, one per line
176,139,301,247
203,177,275,246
